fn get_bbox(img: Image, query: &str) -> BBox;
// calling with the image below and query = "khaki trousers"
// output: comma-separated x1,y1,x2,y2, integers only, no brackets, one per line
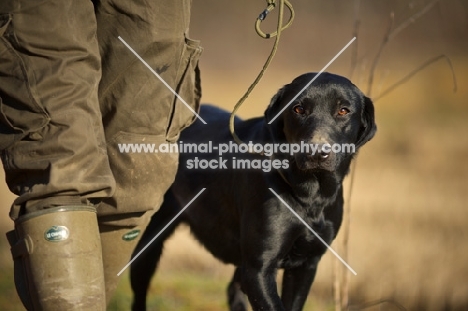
1,1,202,306
0,0,202,226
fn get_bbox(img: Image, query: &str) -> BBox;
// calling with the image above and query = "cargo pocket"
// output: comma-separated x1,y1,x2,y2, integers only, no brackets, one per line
165,36,202,142
0,14,50,150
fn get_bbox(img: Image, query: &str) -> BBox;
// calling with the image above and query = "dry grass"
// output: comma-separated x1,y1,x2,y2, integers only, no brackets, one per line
1,1,468,310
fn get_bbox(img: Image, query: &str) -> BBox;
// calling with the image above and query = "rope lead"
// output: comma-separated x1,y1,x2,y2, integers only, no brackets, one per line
229,0,295,147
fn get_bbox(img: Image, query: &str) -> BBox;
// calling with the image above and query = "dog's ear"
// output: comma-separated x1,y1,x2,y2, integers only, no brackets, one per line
265,87,284,121
264,87,287,142
264,74,310,126
355,96,377,147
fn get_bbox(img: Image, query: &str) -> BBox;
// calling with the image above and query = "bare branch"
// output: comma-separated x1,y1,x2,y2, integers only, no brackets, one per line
348,298,407,311
333,256,342,311
349,0,361,80
338,1,362,309
374,54,457,102
341,157,358,310
367,12,394,96
367,0,441,97
389,0,440,41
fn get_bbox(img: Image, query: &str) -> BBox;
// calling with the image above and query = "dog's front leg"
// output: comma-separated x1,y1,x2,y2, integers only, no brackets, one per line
241,264,285,311
281,257,320,311
239,201,298,310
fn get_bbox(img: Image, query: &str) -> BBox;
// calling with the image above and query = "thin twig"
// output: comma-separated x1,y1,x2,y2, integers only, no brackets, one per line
349,0,361,80
341,158,358,309
338,1,361,309
373,54,457,102
375,69,391,99
367,0,441,96
333,250,342,311
348,298,407,311
389,0,440,41
338,2,448,310
367,12,394,96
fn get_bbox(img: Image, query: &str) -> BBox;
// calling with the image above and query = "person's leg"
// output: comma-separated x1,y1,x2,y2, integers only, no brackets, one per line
0,0,113,309
93,0,202,303
0,1,114,214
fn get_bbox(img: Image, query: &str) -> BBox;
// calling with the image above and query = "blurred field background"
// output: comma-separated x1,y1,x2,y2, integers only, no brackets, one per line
1,0,468,310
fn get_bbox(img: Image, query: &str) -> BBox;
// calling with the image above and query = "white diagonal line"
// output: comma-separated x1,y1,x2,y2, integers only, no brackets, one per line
118,36,207,124
268,188,357,275
268,37,356,124
117,188,206,276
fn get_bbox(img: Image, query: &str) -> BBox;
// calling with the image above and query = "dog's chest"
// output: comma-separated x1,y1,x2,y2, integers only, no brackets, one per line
279,222,332,269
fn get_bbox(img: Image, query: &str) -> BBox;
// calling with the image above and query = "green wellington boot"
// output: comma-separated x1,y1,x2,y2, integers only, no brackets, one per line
99,224,145,305
6,205,106,311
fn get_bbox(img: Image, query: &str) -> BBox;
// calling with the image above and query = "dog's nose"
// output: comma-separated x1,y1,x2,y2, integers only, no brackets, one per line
309,143,332,162
317,150,330,161
311,148,330,162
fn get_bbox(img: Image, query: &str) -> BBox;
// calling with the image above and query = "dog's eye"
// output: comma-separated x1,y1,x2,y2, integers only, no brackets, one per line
338,107,350,116
293,104,305,115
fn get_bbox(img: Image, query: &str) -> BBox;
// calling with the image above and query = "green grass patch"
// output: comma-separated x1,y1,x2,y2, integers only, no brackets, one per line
110,270,230,311
0,258,333,310
0,266,24,311
109,270,334,311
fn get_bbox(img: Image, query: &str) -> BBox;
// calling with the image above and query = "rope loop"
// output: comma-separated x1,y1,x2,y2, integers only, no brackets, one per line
229,0,295,148
255,0,295,39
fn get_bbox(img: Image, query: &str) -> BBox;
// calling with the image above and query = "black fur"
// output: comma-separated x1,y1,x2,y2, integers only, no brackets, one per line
130,72,376,311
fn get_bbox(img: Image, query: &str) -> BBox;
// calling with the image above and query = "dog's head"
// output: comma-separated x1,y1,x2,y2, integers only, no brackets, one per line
265,72,376,172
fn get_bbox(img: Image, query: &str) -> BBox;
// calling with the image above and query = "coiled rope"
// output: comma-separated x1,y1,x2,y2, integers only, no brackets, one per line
228,0,295,146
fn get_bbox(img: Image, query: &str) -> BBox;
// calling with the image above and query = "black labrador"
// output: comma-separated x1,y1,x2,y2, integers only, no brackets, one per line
130,72,376,311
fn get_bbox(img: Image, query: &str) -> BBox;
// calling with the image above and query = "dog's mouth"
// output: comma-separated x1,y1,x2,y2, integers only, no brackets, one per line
294,153,336,172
